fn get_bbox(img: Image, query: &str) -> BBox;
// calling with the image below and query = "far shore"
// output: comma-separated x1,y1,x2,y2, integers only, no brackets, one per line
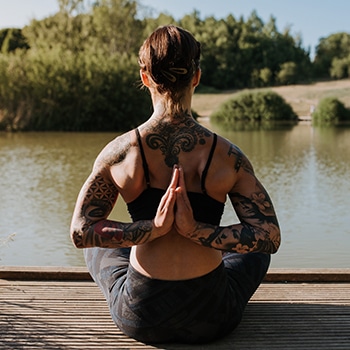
192,79,350,118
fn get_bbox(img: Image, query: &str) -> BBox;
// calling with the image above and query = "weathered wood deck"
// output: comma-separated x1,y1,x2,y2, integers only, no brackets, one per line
1,267,350,350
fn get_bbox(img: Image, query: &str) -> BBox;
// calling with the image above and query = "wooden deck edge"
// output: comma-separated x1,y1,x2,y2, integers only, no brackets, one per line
1,266,349,282
264,268,350,282
0,266,92,281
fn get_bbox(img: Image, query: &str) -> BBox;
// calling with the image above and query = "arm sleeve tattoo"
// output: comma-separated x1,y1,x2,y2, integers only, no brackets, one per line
70,134,157,248
71,172,157,248
72,218,155,249
186,201,280,254
184,144,281,254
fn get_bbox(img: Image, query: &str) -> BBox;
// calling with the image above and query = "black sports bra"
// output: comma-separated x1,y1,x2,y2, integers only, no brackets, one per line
127,129,225,225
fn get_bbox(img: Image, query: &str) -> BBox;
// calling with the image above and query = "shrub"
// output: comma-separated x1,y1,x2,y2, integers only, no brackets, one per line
251,68,273,88
0,48,151,131
211,90,298,126
276,61,298,85
330,56,350,79
0,28,29,53
312,97,350,125
259,67,273,86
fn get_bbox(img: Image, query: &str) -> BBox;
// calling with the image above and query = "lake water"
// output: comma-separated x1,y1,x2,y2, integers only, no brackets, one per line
1,123,349,268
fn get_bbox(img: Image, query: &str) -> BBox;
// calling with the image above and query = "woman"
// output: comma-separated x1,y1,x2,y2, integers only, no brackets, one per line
70,25,281,344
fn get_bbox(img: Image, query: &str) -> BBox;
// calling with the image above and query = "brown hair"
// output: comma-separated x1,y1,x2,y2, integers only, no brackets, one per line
138,25,201,102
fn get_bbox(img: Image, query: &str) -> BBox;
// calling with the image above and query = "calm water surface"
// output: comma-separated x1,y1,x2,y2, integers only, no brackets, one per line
1,123,349,268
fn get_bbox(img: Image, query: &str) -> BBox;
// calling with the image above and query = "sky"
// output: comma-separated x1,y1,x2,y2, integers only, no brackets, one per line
0,0,349,57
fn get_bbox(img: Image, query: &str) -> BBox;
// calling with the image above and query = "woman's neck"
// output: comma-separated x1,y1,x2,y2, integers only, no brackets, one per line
150,104,193,123
150,93,193,121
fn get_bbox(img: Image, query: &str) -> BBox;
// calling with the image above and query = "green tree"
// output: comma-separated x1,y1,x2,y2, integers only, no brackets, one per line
143,13,177,38
23,12,90,52
330,56,350,79
91,0,144,55
197,16,241,88
0,28,29,53
179,10,202,36
314,32,350,78
277,62,298,85
0,0,151,131
259,67,273,86
0,3,321,131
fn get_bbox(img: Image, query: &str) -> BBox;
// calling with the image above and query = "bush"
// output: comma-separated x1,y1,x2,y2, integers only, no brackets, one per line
276,62,298,85
330,56,350,79
251,68,274,88
0,28,29,53
312,97,350,125
259,67,273,86
211,90,298,126
0,48,151,131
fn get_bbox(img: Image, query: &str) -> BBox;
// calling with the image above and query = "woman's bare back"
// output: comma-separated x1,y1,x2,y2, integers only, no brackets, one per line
109,119,230,279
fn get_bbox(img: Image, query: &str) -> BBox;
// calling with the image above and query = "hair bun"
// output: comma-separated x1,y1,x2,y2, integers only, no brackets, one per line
139,25,201,95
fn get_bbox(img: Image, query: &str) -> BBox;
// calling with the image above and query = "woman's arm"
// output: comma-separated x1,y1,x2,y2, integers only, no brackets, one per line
174,152,281,254
70,170,153,248
70,141,178,249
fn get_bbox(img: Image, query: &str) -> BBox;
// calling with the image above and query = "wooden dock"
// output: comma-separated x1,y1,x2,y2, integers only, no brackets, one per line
1,267,349,349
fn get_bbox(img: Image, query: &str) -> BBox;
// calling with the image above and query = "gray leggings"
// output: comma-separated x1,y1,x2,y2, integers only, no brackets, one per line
84,248,270,344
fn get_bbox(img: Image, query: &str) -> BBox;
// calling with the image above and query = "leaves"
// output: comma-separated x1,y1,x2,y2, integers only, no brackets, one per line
0,2,337,131
312,97,350,125
211,90,298,126
314,32,350,77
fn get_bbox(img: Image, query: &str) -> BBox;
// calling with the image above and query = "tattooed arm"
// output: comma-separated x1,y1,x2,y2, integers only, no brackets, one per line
70,137,177,249
70,171,151,248
175,146,281,254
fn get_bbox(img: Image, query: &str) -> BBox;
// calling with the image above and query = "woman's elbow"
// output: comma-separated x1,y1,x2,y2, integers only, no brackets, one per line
270,230,281,254
270,242,280,254
70,226,86,249
257,228,281,254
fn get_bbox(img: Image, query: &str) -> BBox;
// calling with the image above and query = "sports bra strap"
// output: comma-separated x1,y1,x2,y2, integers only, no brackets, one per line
135,128,151,188
136,129,217,194
201,133,217,194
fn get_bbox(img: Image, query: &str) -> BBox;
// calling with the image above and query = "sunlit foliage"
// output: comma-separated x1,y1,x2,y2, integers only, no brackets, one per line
0,0,346,131
211,90,298,127
312,97,350,125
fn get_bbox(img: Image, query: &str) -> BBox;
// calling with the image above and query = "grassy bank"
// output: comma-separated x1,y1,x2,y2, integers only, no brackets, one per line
193,79,350,118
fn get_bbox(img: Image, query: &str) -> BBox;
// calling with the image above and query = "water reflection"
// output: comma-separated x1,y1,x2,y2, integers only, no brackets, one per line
0,125,349,268
210,120,297,132
207,123,350,268
0,132,118,266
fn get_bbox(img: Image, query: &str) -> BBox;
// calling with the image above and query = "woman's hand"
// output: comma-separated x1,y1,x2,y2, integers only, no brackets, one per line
174,166,198,237
152,165,179,237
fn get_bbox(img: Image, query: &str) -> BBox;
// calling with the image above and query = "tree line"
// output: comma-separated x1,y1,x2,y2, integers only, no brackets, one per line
0,0,349,131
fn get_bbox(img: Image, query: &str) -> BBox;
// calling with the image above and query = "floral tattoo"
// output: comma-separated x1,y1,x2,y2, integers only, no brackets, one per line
146,111,211,167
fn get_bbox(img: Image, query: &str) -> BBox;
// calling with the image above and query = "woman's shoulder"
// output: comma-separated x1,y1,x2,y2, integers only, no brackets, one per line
215,134,241,159
94,130,138,168
212,134,255,177
215,134,254,176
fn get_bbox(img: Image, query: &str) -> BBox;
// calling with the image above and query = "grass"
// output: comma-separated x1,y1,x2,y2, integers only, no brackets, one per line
193,79,350,118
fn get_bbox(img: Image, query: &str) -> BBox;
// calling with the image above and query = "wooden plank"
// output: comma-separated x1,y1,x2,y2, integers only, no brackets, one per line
1,266,350,282
264,268,350,282
0,266,91,281
1,278,350,349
